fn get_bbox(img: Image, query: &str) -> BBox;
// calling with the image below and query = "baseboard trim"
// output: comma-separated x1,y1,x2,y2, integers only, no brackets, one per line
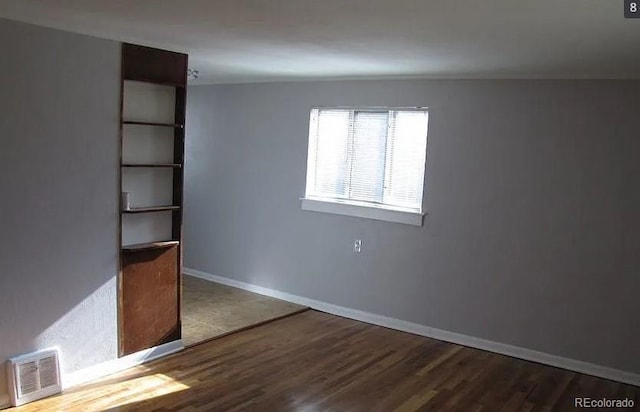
184,267,640,387
62,340,184,390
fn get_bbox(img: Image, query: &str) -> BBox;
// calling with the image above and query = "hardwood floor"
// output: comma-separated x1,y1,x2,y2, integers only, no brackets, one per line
10,311,639,411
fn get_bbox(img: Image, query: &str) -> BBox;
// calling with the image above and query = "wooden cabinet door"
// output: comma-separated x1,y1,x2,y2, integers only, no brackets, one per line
121,245,181,356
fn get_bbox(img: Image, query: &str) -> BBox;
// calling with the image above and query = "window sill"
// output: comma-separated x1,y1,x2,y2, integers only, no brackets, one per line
300,198,425,226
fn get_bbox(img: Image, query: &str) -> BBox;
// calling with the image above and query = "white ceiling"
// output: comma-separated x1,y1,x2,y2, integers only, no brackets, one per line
1,0,639,84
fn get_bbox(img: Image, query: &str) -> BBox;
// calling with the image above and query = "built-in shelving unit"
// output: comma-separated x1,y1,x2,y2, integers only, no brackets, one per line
118,43,187,357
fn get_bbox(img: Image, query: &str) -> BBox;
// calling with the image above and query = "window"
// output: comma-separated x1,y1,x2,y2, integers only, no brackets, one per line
302,107,429,226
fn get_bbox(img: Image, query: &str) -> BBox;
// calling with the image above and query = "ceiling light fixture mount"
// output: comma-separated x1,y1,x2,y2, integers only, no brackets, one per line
187,68,199,80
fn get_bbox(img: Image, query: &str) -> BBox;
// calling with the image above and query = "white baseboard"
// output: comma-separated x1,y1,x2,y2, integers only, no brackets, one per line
62,340,183,390
184,267,640,388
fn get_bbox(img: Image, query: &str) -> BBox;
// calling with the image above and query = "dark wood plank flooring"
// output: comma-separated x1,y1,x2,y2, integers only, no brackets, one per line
10,310,639,411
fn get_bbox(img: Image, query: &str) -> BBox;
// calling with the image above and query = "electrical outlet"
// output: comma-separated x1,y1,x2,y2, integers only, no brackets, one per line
354,239,362,253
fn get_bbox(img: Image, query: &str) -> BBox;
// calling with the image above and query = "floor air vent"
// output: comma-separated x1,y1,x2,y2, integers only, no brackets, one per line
7,349,62,407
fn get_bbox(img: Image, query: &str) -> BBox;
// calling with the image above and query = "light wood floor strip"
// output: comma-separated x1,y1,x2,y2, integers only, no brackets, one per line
181,276,307,346
8,310,639,411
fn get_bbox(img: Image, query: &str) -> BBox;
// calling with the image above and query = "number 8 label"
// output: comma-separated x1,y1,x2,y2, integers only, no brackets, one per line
625,0,640,17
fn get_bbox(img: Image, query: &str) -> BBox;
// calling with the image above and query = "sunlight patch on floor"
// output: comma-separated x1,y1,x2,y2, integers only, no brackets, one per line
93,373,190,410
14,373,189,411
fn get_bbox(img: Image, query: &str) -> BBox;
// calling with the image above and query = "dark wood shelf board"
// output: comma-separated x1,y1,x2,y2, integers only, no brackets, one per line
122,77,186,88
123,120,184,128
122,240,180,252
122,205,181,214
122,163,182,168
122,44,187,89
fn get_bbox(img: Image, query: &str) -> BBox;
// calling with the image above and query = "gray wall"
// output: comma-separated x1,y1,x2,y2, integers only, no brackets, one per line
185,79,640,375
0,19,120,402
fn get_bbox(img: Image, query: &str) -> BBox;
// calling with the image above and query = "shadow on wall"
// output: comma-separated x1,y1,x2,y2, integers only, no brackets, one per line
0,264,118,404
0,17,121,405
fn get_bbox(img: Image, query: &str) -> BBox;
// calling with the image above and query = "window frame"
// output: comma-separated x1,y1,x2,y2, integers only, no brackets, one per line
301,106,429,226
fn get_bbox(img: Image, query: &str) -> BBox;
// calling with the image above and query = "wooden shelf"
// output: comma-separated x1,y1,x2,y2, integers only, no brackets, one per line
122,163,182,168
123,77,186,88
123,120,184,128
122,240,180,252
122,205,181,214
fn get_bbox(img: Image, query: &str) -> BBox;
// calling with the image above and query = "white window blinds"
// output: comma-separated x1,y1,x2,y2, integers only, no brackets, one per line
305,108,429,212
